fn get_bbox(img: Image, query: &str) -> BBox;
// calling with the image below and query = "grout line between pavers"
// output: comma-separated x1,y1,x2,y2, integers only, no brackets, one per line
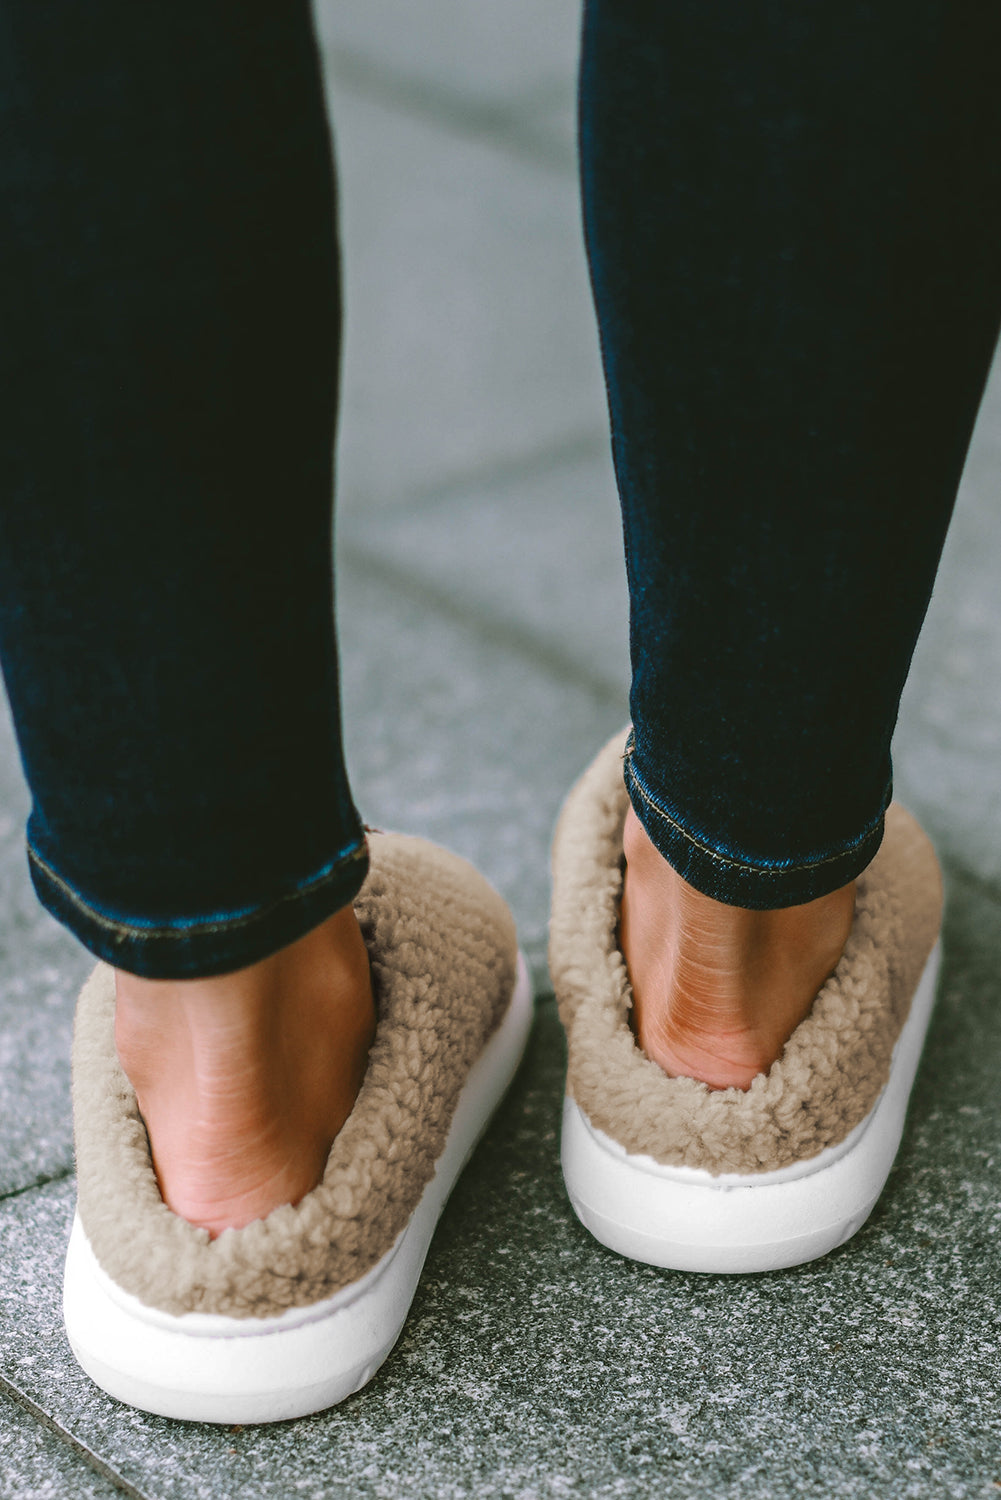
340,427,610,522
0,1375,152,1500
0,1165,75,1205
340,541,626,707
326,46,576,174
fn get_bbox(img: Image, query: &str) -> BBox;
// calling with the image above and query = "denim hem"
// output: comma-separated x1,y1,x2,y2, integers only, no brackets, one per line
623,733,888,909
26,837,370,979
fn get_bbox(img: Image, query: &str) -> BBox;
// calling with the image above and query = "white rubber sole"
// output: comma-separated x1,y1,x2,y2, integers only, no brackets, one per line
64,952,534,1424
562,940,940,1274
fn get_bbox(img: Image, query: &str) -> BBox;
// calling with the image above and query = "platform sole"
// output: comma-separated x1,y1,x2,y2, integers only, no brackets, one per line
64,952,534,1423
562,941,940,1274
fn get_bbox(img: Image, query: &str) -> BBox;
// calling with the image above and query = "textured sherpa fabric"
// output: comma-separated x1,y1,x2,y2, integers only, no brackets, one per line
72,833,518,1318
550,729,943,1175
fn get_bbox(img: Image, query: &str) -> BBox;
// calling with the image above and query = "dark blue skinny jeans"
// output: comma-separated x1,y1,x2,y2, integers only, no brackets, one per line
581,0,1001,905
0,2,998,978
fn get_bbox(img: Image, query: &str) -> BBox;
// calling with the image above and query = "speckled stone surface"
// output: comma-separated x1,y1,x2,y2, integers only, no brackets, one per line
325,77,606,516
340,443,630,699
0,1389,126,1500
894,354,1001,888
338,563,626,980
2,878,1000,1498
0,698,91,1199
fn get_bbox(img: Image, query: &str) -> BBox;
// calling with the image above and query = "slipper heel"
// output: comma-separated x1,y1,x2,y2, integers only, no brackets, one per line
67,838,533,1422
561,942,940,1273
550,729,944,1273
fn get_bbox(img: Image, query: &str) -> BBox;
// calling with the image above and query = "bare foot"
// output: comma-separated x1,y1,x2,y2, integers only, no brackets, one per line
620,807,855,1090
114,905,375,1236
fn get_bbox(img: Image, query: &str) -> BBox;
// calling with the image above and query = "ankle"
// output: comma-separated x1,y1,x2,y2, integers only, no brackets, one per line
114,906,375,1235
620,807,855,1090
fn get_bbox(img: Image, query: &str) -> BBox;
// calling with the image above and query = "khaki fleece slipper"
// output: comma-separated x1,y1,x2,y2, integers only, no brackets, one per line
64,833,533,1423
550,730,943,1273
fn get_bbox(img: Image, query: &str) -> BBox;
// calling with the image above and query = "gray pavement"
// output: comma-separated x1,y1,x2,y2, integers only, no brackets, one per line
1,3,1000,1496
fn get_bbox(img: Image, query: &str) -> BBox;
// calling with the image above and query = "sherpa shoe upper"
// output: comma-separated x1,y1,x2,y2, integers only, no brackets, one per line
72,833,518,1319
549,730,943,1176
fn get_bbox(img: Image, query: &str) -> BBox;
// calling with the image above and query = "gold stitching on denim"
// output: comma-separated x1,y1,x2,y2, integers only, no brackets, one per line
26,839,368,941
624,746,886,878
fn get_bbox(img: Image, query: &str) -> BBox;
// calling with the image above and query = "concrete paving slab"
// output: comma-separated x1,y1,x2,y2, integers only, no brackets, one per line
320,43,577,179
337,560,628,981
894,351,1001,890
0,700,91,1199
340,441,630,698
0,1387,130,1500
326,83,607,516
1,872,999,1498
315,0,581,118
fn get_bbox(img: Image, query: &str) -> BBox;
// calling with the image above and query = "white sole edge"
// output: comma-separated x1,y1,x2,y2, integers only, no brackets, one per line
562,940,941,1273
64,952,534,1424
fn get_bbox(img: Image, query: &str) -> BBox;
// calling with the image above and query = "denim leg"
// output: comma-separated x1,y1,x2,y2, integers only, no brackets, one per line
580,0,1001,907
0,3,367,977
